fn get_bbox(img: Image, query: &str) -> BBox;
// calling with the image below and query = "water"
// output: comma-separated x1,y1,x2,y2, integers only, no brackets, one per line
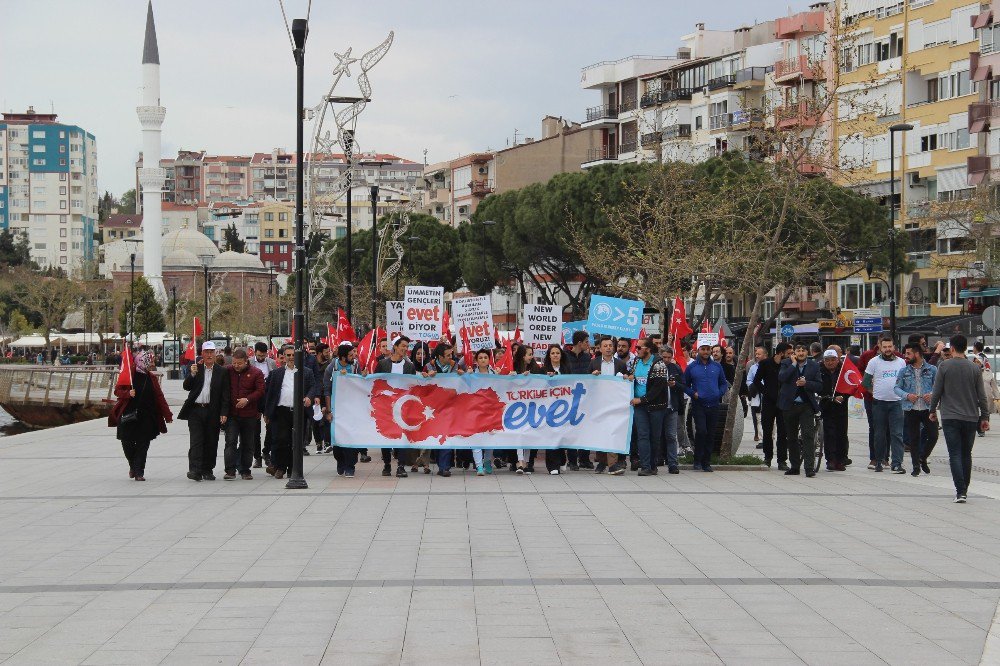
0,406,29,437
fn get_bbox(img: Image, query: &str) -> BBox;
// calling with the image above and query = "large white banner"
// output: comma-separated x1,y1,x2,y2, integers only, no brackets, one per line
522,304,561,358
332,373,633,453
452,295,493,352
402,286,444,342
386,301,403,336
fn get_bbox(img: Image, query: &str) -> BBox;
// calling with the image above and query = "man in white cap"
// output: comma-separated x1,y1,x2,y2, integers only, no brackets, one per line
178,341,230,481
375,334,416,477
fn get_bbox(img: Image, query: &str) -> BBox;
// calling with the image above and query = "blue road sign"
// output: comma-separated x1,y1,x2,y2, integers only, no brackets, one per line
780,324,795,338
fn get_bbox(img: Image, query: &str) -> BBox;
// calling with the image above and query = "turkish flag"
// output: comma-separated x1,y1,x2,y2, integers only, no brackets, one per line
513,327,522,343
268,342,278,359
193,317,203,337
835,356,865,398
670,297,693,371
495,339,513,375
369,378,505,443
630,327,647,355
324,322,334,346
357,327,386,374
442,309,452,338
182,316,201,362
701,318,713,333
459,326,474,368
336,308,356,345
116,345,134,387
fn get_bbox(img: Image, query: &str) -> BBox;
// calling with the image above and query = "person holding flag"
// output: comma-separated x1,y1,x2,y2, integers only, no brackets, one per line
109,347,172,481
178,341,230,481
819,349,852,471
374,335,416,477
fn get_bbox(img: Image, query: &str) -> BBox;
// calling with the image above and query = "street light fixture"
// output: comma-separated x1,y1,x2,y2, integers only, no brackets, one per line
198,254,214,342
888,122,913,346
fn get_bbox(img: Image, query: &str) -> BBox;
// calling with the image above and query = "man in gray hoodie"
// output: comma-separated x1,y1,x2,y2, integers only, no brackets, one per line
929,334,990,503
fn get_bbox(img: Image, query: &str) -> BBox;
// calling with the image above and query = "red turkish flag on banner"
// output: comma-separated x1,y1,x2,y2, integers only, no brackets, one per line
268,342,278,359
336,308,356,345
670,297,693,371
116,345,134,387
369,378,505,443
835,356,865,398
718,324,727,349
442,309,452,338
193,317,204,337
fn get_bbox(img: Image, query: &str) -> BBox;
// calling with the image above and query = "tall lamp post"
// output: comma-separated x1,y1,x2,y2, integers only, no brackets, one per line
170,283,179,378
129,252,136,343
267,266,277,345
888,122,913,346
369,175,380,329
198,254,213,342
288,16,309,490
344,129,355,325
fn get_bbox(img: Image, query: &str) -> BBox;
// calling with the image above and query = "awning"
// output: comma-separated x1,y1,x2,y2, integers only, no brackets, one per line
973,10,993,29
959,288,1000,298
970,170,988,186
970,117,990,134
973,64,993,82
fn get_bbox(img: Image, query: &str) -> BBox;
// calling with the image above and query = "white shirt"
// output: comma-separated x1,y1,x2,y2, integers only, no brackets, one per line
600,358,616,376
865,355,906,402
196,366,214,404
278,367,297,407
250,356,272,379
391,360,405,374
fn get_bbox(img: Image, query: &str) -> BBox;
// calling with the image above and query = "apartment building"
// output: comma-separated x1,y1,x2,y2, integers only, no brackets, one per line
0,107,99,274
836,0,980,318
258,201,294,272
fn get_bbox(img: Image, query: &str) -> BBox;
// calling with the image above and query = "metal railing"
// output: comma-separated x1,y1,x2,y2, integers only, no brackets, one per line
735,66,771,86
620,139,638,154
0,366,119,409
707,74,736,90
584,146,618,163
662,124,692,139
585,104,619,122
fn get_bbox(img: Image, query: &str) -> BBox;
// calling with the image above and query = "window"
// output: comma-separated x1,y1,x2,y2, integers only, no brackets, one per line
280,261,288,271
920,134,938,151
59,173,66,181
264,229,274,238
937,237,974,254
278,212,287,221
59,186,66,195
32,130,45,139
838,281,885,309
32,145,44,153
264,212,274,221
59,201,67,210
59,228,67,238
934,277,962,306
695,116,703,130
60,242,67,251
278,229,287,238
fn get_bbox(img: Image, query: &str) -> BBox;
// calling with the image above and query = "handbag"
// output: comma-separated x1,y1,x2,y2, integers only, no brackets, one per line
119,380,146,426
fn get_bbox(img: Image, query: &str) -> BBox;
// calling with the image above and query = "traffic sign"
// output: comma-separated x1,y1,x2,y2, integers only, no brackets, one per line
982,305,1000,329
852,308,883,334
780,324,795,338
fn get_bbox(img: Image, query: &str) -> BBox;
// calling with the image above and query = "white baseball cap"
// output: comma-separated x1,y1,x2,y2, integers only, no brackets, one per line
202,341,217,351
823,349,838,358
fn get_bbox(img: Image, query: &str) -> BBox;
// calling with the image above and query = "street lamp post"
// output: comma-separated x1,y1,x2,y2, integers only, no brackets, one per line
287,16,310,490
370,178,379,329
888,122,913,346
129,251,136,343
198,255,213,342
171,284,178,378
344,130,355,326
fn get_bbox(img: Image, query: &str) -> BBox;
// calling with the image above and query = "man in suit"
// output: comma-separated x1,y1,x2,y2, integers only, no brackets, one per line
375,335,415,478
750,342,790,469
178,341,230,481
590,336,629,474
777,343,823,477
262,344,317,480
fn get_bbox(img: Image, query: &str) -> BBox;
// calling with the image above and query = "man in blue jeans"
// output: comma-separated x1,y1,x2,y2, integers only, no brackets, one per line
683,338,729,472
929,334,990,503
629,338,665,475
863,334,907,473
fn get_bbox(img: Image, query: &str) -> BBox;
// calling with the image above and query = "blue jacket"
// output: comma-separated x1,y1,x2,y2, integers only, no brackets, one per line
776,358,822,412
893,361,937,411
683,357,730,407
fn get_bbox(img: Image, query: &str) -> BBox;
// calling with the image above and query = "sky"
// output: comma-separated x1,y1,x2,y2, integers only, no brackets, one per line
4,0,796,195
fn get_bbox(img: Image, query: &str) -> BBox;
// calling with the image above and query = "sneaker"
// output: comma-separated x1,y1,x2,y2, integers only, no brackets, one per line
594,463,607,474
845,458,852,466
891,465,906,474
241,473,253,480
411,466,418,472
345,469,355,478
955,494,967,503
579,460,595,470
382,466,391,477
396,466,408,478
764,458,772,468
359,454,372,463
755,443,764,449
336,465,344,476
436,469,451,477
516,466,525,475
186,471,202,481
777,462,789,471
911,469,920,477
265,466,276,476
637,468,652,476
874,464,883,472
805,470,816,478
549,469,559,475
668,466,679,474
253,459,262,469
317,446,324,454
921,460,930,474
477,466,485,476
867,461,876,470
202,473,216,481
702,466,714,473
609,463,626,476
960,493,968,501
630,461,640,472
224,471,236,480
324,445,334,454
784,469,800,476
525,465,535,474
274,470,284,480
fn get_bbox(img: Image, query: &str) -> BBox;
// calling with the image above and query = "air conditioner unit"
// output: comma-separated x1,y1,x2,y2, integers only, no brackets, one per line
973,260,985,271
477,166,487,175
908,172,922,187
458,206,468,214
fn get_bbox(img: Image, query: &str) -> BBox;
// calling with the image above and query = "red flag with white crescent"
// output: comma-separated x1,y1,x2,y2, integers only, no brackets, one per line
835,356,865,398
116,345,134,387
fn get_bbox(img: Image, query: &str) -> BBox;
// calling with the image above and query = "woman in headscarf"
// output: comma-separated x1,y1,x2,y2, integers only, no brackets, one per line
110,349,173,480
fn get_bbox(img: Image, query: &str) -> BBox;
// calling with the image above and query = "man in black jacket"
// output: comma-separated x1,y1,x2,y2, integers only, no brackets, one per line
564,330,595,469
590,336,629,474
179,341,231,481
262,345,317,480
374,335,416,478
750,342,790,469
819,349,851,471
777,343,823,477
658,346,686,474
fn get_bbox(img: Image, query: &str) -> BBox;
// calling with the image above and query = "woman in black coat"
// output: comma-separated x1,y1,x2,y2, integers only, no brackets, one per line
110,350,173,480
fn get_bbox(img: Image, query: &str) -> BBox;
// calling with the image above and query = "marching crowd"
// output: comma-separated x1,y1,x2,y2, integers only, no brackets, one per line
108,328,992,503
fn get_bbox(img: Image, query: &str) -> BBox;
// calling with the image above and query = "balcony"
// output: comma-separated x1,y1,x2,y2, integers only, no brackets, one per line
620,139,638,155
734,66,770,89
640,131,662,148
640,91,661,107
707,74,736,90
470,179,494,196
797,158,824,176
660,88,694,103
584,103,620,125
618,97,638,115
775,10,825,39
775,100,821,129
968,101,995,134
582,146,618,167
968,155,990,186
662,124,692,140
774,55,818,83
730,109,762,128
709,113,733,131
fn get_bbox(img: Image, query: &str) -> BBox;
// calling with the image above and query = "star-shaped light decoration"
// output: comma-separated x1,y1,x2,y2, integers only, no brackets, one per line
332,48,358,77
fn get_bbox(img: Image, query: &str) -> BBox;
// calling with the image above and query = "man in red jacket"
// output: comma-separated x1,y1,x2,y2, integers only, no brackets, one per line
224,348,265,479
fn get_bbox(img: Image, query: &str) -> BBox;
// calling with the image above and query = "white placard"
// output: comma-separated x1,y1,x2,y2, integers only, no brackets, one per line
402,286,444,342
696,332,719,348
453,296,494,352
523,304,561,357
386,301,403,336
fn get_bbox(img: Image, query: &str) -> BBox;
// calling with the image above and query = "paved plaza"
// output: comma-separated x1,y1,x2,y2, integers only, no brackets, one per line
1,380,999,665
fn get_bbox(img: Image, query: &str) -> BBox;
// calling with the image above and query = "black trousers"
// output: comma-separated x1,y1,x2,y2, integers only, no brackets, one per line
546,449,566,471
270,406,294,473
121,439,150,475
187,406,222,475
784,402,817,473
224,415,258,474
760,399,787,464
822,406,849,465
332,446,358,471
905,409,938,468
381,448,413,466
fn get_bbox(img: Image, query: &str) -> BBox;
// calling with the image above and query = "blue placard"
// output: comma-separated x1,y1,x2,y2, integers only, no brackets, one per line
587,294,644,338
562,320,589,346
780,324,795,338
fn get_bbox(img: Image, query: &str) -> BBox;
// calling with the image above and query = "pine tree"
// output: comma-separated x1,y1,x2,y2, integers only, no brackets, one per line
119,276,165,336
223,224,246,253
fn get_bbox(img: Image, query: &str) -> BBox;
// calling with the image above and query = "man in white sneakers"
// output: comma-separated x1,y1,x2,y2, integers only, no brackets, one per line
862,334,907,474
